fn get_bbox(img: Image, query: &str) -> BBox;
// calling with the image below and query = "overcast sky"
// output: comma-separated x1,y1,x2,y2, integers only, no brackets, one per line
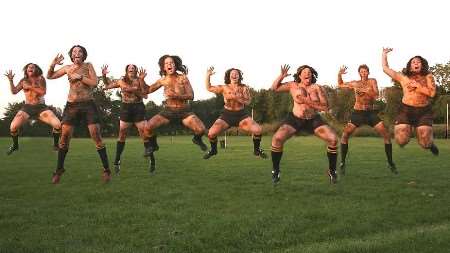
1,0,449,116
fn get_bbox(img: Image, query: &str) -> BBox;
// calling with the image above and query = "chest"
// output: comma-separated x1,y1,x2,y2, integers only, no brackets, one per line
224,86,242,96
67,64,88,76
22,79,42,89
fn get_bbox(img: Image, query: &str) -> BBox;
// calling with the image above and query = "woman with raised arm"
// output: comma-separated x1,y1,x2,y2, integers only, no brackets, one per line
270,64,338,184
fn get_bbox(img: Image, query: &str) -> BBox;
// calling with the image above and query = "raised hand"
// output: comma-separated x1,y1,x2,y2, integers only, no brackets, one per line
4,70,15,81
382,47,393,54
280,64,291,78
101,65,109,76
206,66,215,76
138,67,147,80
339,65,348,75
52,53,64,66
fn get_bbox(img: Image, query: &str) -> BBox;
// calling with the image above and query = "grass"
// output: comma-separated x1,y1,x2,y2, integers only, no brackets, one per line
0,136,449,253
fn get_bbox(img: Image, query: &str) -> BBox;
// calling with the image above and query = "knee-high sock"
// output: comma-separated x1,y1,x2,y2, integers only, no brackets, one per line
271,146,283,172
97,147,110,170
384,143,394,165
57,148,68,170
209,137,218,152
253,134,262,152
327,146,338,172
52,129,60,147
340,143,348,163
11,131,19,148
115,141,125,164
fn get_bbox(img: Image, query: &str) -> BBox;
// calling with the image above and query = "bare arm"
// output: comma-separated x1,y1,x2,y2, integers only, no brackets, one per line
119,80,139,93
5,70,22,94
305,86,328,111
30,77,46,96
416,74,436,98
101,64,119,90
47,54,67,79
271,64,292,92
178,76,194,100
337,65,354,89
382,48,403,83
368,79,379,99
80,63,98,87
205,66,224,94
236,86,251,106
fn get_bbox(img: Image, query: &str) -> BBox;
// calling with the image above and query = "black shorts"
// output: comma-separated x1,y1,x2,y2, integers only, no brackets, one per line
120,102,146,123
21,104,49,119
282,113,327,134
349,110,382,127
395,103,433,127
219,109,250,127
159,106,194,123
62,100,101,125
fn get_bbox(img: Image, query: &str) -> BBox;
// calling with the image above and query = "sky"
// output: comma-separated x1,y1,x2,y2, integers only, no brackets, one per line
1,0,449,117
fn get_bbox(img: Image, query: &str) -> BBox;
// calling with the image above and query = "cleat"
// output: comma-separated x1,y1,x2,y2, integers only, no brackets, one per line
430,144,439,156
192,137,208,151
254,149,268,159
327,169,338,184
114,161,121,175
339,162,346,175
6,145,18,155
102,169,112,183
52,169,65,184
272,170,280,184
203,149,217,159
388,163,398,174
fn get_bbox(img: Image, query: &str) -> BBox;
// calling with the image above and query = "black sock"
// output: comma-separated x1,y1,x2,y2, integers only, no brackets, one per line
385,143,394,165
97,147,110,169
57,148,68,170
194,133,203,141
144,140,150,149
52,132,60,147
115,141,125,164
327,146,338,172
271,150,283,172
209,137,218,152
340,143,348,164
11,133,19,148
253,134,262,152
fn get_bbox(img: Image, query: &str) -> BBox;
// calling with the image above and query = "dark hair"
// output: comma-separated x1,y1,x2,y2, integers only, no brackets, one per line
158,55,188,76
68,45,88,62
123,64,138,84
358,64,369,73
224,68,244,85
402,55,430,77
293,65,318,84
22,63,43,79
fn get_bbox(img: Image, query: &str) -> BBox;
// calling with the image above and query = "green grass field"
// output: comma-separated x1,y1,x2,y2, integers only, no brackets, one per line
0,136,449,253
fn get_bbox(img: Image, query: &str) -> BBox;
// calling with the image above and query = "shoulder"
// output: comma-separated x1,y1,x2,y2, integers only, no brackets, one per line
178,74,189,81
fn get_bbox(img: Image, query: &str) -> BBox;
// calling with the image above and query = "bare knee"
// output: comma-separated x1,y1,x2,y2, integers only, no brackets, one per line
328,135,338,148
272,134,285,148
10,124,18,134
253,125,262,136
118,128,128,142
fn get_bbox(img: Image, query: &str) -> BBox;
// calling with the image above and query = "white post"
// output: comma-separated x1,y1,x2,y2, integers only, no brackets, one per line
224,131,227,149
446,103,448,139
